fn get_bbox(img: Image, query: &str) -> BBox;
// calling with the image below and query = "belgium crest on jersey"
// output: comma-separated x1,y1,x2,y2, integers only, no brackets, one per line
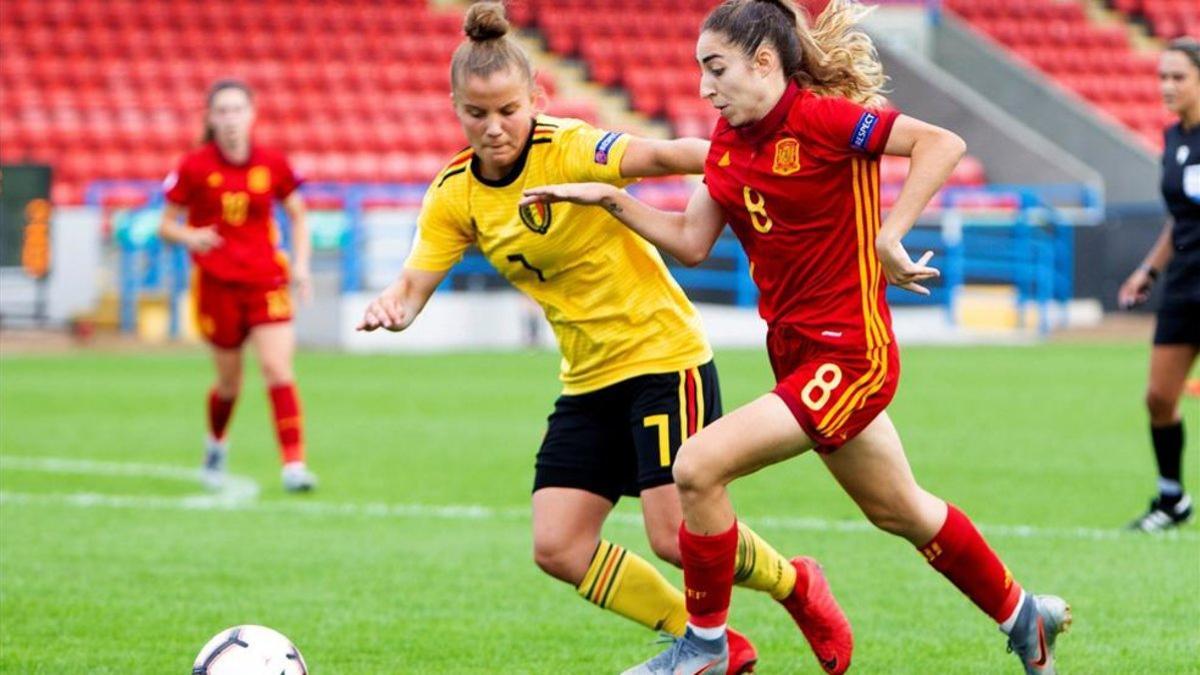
519,201,553,234
773,138,801,176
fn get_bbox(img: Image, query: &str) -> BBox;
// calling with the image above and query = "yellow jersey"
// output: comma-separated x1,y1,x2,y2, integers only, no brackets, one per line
405,116,712,394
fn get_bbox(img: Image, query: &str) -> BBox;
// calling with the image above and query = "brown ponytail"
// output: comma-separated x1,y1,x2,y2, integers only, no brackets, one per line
450,2,535,93
703,0,887,107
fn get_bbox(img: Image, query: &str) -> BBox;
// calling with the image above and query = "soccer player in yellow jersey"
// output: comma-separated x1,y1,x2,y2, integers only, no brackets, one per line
358,4,825,670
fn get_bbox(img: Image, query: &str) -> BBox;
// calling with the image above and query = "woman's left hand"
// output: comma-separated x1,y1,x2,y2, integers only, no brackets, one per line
876,238,940,295
293,268,314,304
520,183,619,208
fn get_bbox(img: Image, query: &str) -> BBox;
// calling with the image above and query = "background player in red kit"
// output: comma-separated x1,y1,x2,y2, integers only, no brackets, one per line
159,80,317,493
524,1,1070,673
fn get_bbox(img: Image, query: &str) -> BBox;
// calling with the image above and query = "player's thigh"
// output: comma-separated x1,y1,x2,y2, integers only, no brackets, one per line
1147,342,1200,406
639,482,683,563
534,391,628,505
210,346,244,386
531,487,614,552
674,392,815,489
194,274,250,350
249,321,296,383
820,411,945,542
628,361,723,495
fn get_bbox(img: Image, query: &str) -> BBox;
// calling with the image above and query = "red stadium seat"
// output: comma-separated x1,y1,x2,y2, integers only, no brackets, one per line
949,0,1169,143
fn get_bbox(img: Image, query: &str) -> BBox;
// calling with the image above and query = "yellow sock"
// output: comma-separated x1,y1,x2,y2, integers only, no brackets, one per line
577,540,688,636
734,523,798,601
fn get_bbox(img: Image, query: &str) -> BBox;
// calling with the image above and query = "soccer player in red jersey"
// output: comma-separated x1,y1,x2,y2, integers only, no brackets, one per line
158,80,317,493
524,1,1071,673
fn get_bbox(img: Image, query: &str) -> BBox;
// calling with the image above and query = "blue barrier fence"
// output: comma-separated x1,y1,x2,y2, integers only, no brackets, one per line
89,180,1097,337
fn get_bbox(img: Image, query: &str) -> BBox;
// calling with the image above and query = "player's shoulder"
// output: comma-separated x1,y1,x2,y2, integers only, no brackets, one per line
177,143,216,169
537,115,589,135
787,89,846,125
1164,121,1183,142
429,147,475,191
250,144,290,167
532,115,593,148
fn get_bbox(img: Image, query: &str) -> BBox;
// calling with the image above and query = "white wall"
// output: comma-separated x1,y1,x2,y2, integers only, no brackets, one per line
0,206,103,325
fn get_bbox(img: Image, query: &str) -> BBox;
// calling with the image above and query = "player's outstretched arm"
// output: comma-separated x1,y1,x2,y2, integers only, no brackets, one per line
357,268,447,332
619,137,711,177
875,115,966,295
521,183,725,267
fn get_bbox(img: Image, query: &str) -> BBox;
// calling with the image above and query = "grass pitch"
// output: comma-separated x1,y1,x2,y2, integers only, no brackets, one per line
1,344,1197,673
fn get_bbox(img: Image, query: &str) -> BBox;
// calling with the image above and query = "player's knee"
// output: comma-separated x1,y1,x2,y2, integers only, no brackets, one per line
532,538,588,584
1145,387,1178,423
672,441,721,495
259,361,294,387
860,495,923,538
213,373,242,398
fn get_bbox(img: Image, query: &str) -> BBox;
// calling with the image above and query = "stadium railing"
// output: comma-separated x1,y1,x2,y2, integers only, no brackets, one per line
88,178,1098,339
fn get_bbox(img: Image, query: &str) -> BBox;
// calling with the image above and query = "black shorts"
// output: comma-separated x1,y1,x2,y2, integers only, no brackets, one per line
533,360,722,503
1154,301,1200,345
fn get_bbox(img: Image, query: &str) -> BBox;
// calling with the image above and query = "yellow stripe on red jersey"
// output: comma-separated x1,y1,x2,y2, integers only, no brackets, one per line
406,116,712,394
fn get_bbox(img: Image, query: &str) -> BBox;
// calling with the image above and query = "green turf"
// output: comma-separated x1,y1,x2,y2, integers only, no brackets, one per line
1,345,1197,673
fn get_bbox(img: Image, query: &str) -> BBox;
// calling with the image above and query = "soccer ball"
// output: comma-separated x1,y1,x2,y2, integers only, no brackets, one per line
192,625,308,675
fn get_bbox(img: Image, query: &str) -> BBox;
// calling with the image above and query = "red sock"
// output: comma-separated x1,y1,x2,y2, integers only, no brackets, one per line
268,383,304,464
207,389,236,441
679,520,739,628
919,504,1022,623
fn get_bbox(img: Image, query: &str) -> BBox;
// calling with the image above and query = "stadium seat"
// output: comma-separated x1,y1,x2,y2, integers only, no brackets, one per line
0,0,564,202
947,0,1172,149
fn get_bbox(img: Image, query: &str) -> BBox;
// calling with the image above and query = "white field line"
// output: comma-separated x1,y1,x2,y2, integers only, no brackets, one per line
1,456,1196,544
0,455,259,507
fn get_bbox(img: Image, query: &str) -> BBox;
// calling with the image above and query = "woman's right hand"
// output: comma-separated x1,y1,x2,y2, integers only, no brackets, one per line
1118,267,1155,309
186,226,223,254
357,287,412,332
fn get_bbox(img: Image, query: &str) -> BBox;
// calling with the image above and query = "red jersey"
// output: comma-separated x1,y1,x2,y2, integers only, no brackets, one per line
164,143,302,287
705,83,900,351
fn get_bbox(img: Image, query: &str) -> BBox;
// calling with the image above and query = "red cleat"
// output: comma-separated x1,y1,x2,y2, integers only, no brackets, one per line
726,627,758,674
778,557,853,675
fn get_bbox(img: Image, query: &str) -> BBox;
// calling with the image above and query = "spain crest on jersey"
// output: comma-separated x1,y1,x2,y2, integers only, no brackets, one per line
773,138,801,176
519,201,553,234
247,166,272,194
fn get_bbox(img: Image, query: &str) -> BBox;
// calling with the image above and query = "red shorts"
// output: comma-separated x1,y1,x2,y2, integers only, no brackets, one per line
193,273,292,349
768,329,900,454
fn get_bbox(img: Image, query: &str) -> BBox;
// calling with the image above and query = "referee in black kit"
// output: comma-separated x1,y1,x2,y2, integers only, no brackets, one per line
1119,37,1200,532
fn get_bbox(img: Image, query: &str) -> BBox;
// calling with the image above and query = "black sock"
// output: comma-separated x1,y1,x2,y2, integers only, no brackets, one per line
1151,421,1185,501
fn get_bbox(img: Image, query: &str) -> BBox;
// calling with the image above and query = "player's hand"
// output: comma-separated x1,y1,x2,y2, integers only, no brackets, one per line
292,268,314,305
1117,267,1155,309
357,289,411,333
876,239,939,296
520,183,618,207
187,227,223,254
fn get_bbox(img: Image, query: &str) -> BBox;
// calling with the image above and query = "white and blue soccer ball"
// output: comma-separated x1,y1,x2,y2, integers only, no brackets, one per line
192,625,308,675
